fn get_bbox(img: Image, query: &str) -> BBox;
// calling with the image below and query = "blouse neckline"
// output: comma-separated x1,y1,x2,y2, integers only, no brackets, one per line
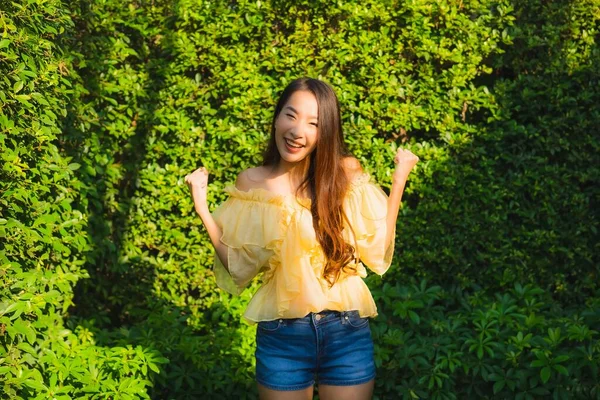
226,185,312,207
223,172,371,207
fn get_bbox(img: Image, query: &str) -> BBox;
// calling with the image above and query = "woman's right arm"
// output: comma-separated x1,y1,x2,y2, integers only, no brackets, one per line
185,166,229,270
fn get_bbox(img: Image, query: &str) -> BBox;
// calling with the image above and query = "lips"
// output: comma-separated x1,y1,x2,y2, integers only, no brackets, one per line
285,138,304,148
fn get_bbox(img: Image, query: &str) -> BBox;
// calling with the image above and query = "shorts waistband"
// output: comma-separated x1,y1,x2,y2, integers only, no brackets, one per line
312,310,342,315
307,310,349,324
257,310,364,327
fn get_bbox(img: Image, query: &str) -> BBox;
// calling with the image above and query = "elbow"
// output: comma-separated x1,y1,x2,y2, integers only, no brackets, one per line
217,254,229,272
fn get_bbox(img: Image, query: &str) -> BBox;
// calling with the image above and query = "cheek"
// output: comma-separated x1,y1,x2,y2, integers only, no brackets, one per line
305,136,318,153
273,121,285,140
308,130,318,145
275,115,290,130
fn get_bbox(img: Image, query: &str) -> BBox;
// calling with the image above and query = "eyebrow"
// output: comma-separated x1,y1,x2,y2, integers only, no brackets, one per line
285,105,318,119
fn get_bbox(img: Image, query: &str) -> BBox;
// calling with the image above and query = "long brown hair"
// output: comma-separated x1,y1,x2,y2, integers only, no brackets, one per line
263,78,357,288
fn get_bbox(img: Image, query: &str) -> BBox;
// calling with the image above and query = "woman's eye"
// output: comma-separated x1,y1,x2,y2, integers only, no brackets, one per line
286,114,295,119
310,122,318,127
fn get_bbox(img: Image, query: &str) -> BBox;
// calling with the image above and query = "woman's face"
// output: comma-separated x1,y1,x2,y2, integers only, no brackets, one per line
274,90,319,164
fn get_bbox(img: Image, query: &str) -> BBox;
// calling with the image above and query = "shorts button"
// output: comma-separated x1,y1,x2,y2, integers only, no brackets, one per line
315,314,322,320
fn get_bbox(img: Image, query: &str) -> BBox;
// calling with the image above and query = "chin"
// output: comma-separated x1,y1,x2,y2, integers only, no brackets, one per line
281,153,308,164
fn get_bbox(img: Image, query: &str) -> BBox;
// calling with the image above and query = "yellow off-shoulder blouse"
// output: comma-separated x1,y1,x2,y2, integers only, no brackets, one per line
212,172,395,325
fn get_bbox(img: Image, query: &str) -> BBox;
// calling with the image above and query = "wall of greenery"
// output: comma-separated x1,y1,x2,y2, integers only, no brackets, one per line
1,0,598,399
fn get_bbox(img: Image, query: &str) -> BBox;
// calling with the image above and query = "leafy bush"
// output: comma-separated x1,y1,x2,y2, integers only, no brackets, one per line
396,0,600,301
0,1,166,398
2,0,598,398
369,278,600,399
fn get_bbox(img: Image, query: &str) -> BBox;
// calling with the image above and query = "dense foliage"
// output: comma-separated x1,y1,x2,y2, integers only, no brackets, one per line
1,0,598,398
0,1,167,398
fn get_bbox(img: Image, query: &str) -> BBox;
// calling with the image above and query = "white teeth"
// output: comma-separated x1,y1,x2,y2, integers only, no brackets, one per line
285,138,303,148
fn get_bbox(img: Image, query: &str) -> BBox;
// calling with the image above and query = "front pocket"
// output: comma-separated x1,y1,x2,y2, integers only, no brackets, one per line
344,310,369,329
257,319,285,332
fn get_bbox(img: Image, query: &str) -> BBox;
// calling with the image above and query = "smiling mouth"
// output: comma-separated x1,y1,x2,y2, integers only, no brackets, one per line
285,138,304,148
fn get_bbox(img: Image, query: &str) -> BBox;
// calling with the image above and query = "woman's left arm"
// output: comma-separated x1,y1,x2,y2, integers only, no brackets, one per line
386,148,420,247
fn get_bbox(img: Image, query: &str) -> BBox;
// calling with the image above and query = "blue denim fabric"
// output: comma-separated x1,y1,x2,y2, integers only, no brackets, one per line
255,310,376,391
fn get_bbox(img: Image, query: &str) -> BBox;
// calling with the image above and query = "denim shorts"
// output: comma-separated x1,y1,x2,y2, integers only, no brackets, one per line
255,309,376,391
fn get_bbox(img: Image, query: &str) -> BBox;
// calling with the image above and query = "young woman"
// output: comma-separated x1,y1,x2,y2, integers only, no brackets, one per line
185,78,419,400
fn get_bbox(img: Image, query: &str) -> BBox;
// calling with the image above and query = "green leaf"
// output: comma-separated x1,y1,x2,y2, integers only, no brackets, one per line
493,380,505,394
553,364,568,375
148,362,160,373
13,80,24,94
540,366,551,383
17,342,38,355
408,310,420,324
530,360,545,367
554,355,569,363
24,379,47,391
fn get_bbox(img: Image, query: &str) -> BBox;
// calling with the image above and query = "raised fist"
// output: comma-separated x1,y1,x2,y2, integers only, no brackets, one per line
393,148,419,182
185,166,209,206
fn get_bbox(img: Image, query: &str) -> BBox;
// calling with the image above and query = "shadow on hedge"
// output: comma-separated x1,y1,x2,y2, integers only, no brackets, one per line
392,0,599,306
61,2,257,398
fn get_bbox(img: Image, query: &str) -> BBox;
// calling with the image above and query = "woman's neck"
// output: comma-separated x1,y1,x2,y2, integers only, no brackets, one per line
269,157,311,194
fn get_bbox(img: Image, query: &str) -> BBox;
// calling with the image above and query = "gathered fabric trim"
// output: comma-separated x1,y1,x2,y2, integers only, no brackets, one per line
212,171,392,322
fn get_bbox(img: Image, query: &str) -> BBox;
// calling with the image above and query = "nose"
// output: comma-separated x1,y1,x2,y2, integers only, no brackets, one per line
289,129,303,139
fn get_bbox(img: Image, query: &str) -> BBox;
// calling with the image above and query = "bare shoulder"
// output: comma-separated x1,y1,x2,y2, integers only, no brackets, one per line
342,156,364,181
235,166,268,191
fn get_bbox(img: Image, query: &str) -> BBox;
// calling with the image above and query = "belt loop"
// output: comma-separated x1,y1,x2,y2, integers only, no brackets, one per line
340,310,347,325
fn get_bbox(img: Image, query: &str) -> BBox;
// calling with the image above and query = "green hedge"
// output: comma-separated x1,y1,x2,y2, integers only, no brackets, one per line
1,0,598,398
397,0,600,300
0,1,166,398
370,280,600,399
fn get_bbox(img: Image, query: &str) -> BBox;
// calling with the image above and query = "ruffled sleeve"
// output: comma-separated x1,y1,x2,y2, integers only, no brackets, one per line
211,186,283,296
343,173,396,276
